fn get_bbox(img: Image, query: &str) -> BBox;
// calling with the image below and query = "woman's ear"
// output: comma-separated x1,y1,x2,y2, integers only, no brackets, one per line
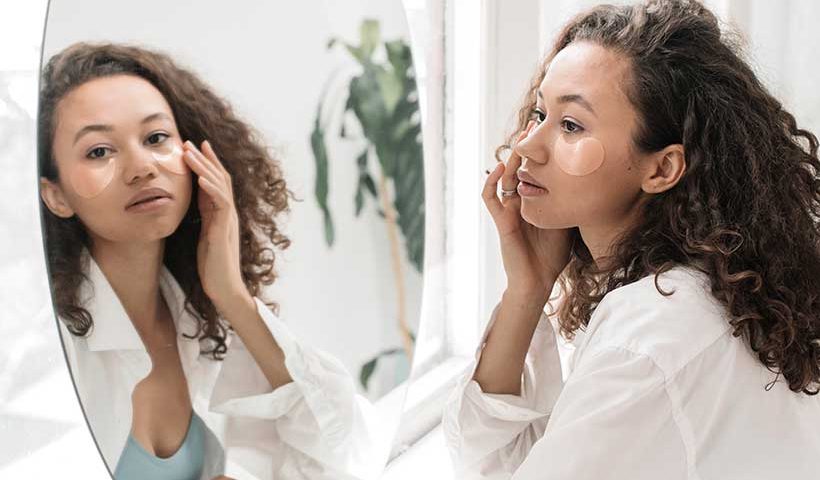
641,144,686,194
40,177,75,218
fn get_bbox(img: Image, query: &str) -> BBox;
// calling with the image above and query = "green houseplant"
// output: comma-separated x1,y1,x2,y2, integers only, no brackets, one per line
310,19,425,392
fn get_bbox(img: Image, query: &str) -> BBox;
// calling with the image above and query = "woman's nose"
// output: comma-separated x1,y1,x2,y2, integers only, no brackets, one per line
513,120,547,164
122,147,159,184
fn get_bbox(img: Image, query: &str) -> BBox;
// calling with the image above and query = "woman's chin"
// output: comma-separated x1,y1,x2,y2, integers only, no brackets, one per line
520,203,549,228
520,204,571,230
120,217,185,243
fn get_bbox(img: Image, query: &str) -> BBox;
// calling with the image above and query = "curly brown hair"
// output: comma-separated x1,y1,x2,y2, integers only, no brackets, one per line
38,42,293,359
498,0,820,394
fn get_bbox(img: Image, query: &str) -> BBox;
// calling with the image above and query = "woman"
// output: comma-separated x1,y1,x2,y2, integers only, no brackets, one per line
38,42,378,480
443,0,820,478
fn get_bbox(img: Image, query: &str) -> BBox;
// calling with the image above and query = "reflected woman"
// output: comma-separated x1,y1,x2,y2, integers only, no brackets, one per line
39,42,377,480
444,0,820,478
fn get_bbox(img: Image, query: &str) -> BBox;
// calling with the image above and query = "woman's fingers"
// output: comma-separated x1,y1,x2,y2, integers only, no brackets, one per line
500,149,520,194
183,146,221,187
198,175,230,206
201,140,230,181
185,146,233,210
184,141,224,186
188,146,221,183
482,122,540,227
500,122,534,195
482,162,505,218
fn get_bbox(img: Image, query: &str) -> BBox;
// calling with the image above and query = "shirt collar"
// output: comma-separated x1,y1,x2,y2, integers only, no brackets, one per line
80,249,198,352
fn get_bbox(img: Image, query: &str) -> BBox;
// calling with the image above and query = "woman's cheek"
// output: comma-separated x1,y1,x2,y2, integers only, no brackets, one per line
69,157,117,198
152,141,188,175
554,136,606,176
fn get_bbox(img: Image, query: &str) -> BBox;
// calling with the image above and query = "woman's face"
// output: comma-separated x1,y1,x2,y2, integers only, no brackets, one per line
514,41,650,232
41,74,192,244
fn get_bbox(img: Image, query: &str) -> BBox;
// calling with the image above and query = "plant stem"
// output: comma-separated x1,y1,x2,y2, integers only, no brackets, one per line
377,163,414,363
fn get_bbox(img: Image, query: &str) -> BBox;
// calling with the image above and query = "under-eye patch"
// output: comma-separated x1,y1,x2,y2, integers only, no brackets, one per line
151,142,186,175
69,156,117,198
554,136,605,176
68,140,187,198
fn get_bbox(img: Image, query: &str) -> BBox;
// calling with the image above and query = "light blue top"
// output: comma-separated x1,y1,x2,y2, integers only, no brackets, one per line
114,411,206,480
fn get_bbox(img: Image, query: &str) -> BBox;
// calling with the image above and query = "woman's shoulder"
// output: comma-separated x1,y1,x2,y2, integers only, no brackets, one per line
581,264,733,376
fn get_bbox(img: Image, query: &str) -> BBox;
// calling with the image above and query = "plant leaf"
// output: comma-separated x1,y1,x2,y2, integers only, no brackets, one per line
359,357,378,390
359,347,403,390
354,149,369,216
354,184,364,217
385,40,411,78
315,20,426,273
376,70,402,115
362,173,378,198
310,103,335,247
360,19,381,60
344,43,368,64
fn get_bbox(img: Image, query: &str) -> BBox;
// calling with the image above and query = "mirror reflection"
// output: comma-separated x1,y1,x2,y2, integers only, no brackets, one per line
38,1,423,478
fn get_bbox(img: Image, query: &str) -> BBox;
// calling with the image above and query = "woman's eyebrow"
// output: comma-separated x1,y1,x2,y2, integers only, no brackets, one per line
72,112,172,145
140,112,172,124
537,90,598,117
73,124,112,145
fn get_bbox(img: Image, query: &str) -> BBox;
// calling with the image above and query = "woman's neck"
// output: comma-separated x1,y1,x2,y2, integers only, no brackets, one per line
583,194,649,271
90,239,167,331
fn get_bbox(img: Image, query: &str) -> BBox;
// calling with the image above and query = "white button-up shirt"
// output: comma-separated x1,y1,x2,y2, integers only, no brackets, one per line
443,265,820,479
57,253,381,480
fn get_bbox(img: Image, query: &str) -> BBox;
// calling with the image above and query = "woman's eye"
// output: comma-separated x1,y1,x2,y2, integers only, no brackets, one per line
561,119,583,134
147,132,169,145
87,147,110,160
530,108,547,124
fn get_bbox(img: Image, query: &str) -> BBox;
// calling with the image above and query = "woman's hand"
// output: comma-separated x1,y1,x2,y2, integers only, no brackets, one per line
182,139,252,314
472,123,573,394
183,140,292,389
482,123,573,306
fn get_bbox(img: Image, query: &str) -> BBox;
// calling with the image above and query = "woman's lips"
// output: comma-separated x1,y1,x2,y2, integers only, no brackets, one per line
517,182,547,197
126,196,173,212
125,187,174,212
516,170,548,197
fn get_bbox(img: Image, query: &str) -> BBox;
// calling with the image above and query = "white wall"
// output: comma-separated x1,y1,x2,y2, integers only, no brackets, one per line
715,0,820,138
43,0,423,399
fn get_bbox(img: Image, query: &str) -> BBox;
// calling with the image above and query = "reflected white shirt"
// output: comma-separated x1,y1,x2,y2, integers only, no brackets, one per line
57,253,382,480
443,265,820,479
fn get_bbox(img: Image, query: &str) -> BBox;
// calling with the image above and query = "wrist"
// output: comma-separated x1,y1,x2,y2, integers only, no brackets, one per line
500,288,549,318
213,286,256,321
504,281,555,309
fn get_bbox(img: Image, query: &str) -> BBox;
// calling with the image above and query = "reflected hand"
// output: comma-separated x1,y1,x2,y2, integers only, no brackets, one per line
482,123,573,305
182,139,251,313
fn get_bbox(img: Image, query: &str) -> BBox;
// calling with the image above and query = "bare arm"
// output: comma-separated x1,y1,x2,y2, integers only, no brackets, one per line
477,125,570,396
472,286,554,395
217,290,293,391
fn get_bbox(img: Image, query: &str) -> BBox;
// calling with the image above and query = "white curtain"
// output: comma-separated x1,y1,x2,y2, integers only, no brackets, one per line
716,0,820,139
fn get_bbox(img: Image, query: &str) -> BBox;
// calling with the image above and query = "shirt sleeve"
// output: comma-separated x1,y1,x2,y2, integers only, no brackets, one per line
208,297,381,480
509,345,689,480
442,303,565,479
